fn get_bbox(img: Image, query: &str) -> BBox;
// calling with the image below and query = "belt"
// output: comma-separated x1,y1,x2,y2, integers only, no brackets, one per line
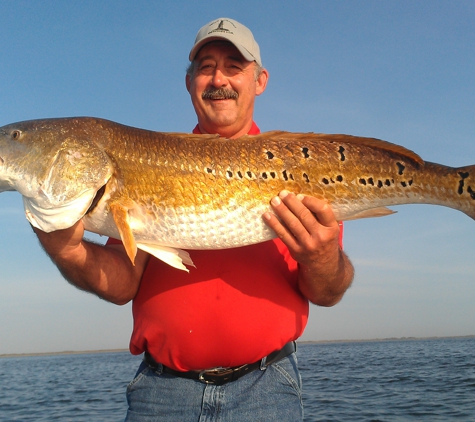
144,341,296,386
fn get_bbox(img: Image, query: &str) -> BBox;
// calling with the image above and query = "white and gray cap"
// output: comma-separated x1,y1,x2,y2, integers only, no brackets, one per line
189,18,262,66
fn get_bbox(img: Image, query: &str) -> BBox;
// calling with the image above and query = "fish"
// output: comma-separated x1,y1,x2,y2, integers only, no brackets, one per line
0,117,474,271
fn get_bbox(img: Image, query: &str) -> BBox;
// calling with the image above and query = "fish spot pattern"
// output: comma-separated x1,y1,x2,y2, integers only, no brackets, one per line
458,171,470,195
322,174,345,185
397,162,405,175
338,146,346,162
468,186,475,200
457,171,475,200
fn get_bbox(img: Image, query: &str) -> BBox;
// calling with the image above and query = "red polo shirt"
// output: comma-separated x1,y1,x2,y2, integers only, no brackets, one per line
113,122,341,370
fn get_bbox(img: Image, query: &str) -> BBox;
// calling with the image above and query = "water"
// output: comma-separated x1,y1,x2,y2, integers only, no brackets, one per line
0,338,474,421
298,338,475,421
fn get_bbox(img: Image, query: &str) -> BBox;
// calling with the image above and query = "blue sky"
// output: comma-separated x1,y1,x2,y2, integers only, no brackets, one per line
1,1,474,354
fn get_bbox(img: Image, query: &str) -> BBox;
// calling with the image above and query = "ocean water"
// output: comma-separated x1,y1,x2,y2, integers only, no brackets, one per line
0,338,474,421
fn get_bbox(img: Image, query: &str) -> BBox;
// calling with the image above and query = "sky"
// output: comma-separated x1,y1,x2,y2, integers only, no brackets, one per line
0,0,474,355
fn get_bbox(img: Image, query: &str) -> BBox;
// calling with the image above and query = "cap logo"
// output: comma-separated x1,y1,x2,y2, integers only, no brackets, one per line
207,20,235,36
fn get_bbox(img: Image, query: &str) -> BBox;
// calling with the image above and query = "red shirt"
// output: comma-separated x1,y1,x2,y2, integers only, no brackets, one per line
111,122,340,370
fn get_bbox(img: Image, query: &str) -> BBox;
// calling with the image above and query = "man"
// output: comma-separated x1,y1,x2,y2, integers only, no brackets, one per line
34,18,354,421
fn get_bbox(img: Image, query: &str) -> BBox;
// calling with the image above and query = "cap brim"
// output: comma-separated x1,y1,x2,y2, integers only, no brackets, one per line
189,35,258,65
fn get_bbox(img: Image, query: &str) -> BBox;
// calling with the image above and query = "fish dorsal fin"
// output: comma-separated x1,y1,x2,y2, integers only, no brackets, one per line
110,202,137,265
244,131,425,166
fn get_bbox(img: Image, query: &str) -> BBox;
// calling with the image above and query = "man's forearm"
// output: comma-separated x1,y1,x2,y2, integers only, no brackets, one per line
298,249,354,307
33,225,147,305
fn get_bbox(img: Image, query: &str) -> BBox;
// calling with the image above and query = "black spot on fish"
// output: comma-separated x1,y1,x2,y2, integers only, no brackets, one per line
336,175,343,182
377,180,383,188
289,173,294,181
458,171,469,195
401,181,407,187
206,167,213,174
266,151,274,159
408,179,413,186
227,170,233,178
237,171,243,179
385,179,391,186
282,170,289,181
270,172,276,179
302,147,310,158
322,178,329,185
396,162,405,175
303,173,310,183
262,172,268,180
467,186,475,200
247,171,253,178
338,146,346,162
359,178,367,185
368,177,374,186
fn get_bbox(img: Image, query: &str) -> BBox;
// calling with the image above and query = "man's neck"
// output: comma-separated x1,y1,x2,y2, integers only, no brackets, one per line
193,121,260,137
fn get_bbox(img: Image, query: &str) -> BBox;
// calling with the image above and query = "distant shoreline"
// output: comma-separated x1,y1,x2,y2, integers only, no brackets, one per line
0,348,130,359
298,334,475,345
2,335,474,359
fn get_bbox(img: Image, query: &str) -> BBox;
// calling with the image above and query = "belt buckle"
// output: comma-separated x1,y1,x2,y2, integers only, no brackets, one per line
198,367,233,385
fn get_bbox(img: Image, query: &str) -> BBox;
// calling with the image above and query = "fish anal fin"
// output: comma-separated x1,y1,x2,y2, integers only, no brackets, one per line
343,207,397,221
137,243,195,272
110,202,137,265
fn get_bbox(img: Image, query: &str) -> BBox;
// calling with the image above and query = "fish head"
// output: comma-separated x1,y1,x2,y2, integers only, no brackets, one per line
0,117,114,232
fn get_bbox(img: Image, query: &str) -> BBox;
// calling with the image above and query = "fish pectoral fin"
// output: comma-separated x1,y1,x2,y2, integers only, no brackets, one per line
136,243,195,272
343,207,397,221
110,202,137,265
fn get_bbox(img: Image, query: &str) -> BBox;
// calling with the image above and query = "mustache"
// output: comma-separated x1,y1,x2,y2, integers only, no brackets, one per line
202,87,239,100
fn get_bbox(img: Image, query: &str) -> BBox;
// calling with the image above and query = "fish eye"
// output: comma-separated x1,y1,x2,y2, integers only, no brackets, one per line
11,130,21,140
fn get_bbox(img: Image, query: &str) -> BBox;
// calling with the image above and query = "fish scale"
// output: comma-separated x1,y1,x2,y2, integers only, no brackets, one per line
0,117,474,271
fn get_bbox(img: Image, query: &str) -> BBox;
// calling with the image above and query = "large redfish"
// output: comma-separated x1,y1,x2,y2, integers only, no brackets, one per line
0,117,473,270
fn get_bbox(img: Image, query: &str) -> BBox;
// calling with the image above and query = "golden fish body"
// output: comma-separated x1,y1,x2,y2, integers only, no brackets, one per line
0,117,474,270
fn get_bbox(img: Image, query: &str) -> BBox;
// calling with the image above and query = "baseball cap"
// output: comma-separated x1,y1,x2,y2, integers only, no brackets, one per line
189,18,262,66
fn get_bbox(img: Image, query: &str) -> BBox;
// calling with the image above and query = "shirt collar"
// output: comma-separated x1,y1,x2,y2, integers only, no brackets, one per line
192,121,261,135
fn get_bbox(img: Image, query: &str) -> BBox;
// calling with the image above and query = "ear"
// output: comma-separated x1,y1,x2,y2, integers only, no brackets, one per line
185,74,191,93
255,68,269,96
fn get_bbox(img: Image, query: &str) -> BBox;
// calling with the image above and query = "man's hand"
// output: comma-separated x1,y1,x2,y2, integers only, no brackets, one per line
32,221,148,305
33,220,86,261
263,190,354,306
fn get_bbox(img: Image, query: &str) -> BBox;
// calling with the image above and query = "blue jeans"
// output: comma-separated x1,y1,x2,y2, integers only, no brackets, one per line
125,353,303,421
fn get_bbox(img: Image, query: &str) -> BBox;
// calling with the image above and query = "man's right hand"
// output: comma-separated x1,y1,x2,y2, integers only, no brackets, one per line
33,221,149,305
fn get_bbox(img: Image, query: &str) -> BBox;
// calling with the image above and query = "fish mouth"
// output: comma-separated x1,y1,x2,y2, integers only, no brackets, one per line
86,184,107,214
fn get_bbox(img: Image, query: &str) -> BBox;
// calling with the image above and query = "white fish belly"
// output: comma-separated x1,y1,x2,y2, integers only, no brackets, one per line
84,202,277,250
137,204,277,249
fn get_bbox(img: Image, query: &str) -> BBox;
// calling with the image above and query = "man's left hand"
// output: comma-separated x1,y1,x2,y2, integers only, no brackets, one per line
262,190,353,306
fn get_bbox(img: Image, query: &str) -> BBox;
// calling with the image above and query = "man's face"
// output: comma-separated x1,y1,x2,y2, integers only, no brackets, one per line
186,41,268,138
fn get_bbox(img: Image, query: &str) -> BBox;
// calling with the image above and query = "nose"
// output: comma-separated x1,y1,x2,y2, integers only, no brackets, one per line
211,68,227,88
